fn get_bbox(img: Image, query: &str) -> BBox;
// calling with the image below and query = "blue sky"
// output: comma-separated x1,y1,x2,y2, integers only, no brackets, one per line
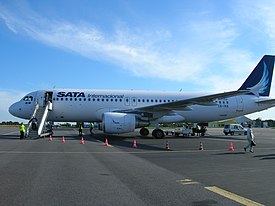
1,0,275,122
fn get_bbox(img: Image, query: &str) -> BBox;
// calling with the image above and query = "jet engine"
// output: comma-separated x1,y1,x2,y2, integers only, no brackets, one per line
102,112,136,134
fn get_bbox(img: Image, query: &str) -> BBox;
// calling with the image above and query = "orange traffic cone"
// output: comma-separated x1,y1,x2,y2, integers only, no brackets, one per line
104,138,109,146
166,141,170,150
49,135,53,141
132,139,138,148
199,142,204,150
62,136,65,143
229,142,234,151
80,137,85,144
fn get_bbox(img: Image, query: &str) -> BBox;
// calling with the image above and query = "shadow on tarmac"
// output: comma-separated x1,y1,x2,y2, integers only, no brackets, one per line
213,152,246,155
254,154,275,160
0,135,21,140
91,133,167,151
203,135,246,141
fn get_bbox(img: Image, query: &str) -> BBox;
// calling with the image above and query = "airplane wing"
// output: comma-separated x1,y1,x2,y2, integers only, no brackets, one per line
115,90,250,114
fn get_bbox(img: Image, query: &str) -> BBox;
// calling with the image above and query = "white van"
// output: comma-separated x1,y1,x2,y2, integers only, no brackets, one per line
223,124,247,135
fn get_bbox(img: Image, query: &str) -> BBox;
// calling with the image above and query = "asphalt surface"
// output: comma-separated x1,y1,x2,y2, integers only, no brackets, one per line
0,126,274,206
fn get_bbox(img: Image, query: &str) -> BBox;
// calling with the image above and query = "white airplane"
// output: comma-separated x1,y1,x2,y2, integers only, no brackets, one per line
9,55,275,138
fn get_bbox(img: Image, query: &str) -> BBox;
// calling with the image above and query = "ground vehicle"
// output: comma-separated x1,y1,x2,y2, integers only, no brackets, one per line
173,128,192,136
223,124,247,135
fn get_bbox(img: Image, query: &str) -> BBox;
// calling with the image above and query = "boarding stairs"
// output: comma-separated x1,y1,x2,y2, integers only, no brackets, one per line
26,101,53,138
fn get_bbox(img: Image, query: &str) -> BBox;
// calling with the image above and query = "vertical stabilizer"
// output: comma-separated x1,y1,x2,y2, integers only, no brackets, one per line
239,55,275,96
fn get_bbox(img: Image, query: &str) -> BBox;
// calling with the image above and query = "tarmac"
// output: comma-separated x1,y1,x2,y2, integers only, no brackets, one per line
0,126,274,206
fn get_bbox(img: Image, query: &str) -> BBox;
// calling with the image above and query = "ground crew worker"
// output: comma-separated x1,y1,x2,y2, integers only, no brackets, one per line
90,122,94,134
19,122,25,140
196,124,201,136
79,122,83,136
31,118,38,130
244,124,255,153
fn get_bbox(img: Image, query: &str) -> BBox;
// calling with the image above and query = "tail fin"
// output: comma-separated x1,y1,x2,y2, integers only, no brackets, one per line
239,55,275,96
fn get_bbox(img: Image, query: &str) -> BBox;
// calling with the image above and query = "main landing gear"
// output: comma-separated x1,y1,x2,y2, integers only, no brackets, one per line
139,127,165,139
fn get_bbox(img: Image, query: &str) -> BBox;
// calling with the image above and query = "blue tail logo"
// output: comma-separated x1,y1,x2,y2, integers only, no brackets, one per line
239,55,275,96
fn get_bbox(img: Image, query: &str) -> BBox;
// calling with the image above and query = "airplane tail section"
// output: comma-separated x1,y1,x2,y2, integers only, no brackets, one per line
239,55,275,96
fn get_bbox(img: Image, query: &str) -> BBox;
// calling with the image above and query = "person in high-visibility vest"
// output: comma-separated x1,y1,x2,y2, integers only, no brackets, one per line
79,122,83,136
19,122,25,139
90,122,94,135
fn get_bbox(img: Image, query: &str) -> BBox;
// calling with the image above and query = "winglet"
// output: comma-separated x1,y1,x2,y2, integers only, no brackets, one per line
238,55,275,96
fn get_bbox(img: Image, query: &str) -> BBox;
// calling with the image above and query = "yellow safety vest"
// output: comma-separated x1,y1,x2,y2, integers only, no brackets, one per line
20,124,25,133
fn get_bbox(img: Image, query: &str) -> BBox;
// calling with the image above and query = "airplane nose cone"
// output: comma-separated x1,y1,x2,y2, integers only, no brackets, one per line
9,102,19,117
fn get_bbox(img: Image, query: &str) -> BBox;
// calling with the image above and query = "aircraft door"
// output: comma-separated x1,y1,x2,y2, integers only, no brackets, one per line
36,91,53,107
236,96,244,112
36,91,45,106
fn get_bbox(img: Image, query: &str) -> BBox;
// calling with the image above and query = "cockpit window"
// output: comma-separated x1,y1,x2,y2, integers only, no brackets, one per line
22,96,33,101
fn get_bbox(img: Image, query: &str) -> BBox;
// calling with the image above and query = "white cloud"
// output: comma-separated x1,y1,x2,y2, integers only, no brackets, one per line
0,2,253,93
1,2,275,120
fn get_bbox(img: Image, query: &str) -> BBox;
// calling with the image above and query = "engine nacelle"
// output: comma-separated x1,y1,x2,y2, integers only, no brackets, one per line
103,112,136,134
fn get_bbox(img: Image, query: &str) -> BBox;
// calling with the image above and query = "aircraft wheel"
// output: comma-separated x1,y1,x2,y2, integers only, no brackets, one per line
152,129,164,139
140,127,149,136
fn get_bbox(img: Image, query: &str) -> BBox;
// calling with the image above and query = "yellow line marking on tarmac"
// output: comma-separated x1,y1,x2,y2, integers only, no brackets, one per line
177,179,199,185
205,186,265,206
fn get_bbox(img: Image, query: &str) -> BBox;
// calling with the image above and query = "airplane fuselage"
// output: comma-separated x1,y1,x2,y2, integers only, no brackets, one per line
9,89,272,123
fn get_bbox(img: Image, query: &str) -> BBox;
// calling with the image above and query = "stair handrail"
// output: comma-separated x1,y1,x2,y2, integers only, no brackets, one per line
37,101,51,136
26,102,39,137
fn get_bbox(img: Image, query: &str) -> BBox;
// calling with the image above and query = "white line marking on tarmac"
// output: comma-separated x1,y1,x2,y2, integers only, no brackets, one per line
177,179,199,185
2,131,18,135
205,186,265,206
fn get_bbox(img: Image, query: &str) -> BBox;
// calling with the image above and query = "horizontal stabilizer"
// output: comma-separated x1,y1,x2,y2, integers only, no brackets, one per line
256,99,275,105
